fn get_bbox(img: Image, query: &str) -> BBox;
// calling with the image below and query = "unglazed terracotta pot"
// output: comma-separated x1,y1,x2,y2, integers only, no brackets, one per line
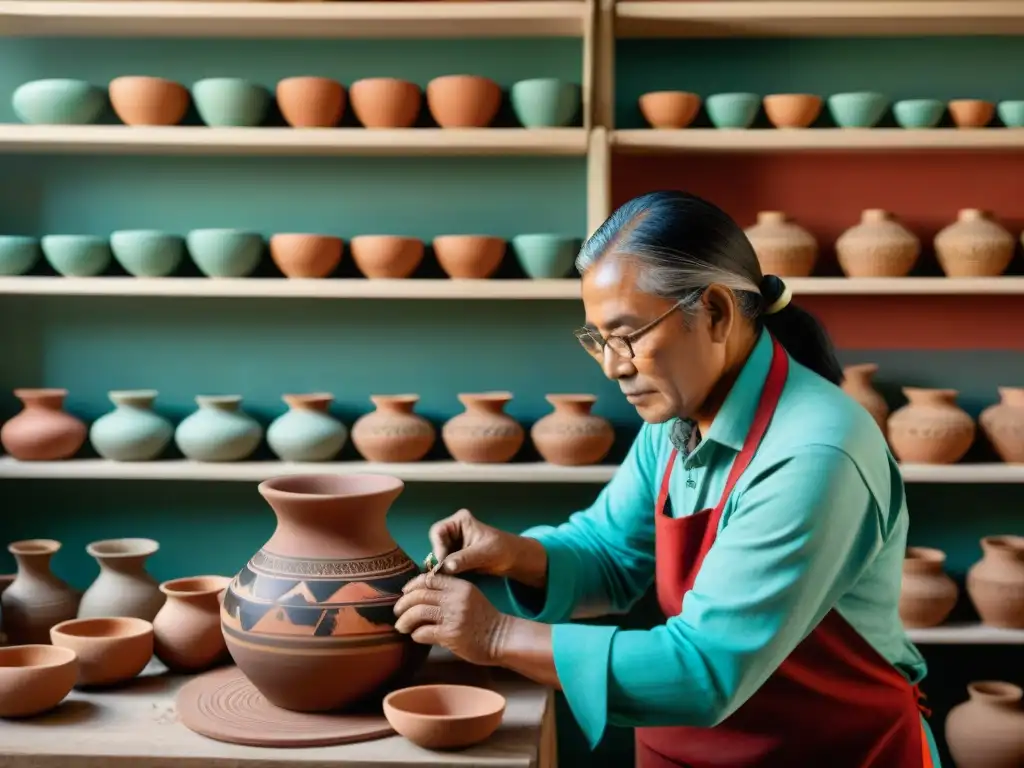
350,236,424,279
899,547,958,629
887,388,975,465
78,538,164,622
275,77,345,128
433,235,505,279
109,76,190,126
948,99,995,128
269,234,343,279
266,393,347,462
934,209,1015,277
350,78,422,128
174,395,263,462
1,540,80,645
980,387,1024,463
1,388,86,461
50,616,154,688
351,395,436,463
638,91,701,129
0,645,78,718
835,209,921,278
763,93,822,128
89,389,173,461
442,392,524,463
221,474,426,712
531,395,614,466
945,681,1024,768
426,75,501,128
966,535,1024,629
153,576,231,673
743,211,818,277
841,363,889,436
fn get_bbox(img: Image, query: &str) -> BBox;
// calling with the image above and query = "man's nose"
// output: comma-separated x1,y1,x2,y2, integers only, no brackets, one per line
601,345,636,380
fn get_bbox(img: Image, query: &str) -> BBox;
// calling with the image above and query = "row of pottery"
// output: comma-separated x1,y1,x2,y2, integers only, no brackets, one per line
639,91,1024,130
746,209,1023,278
0,389,616,466
0,232,579,280
12,76,580,129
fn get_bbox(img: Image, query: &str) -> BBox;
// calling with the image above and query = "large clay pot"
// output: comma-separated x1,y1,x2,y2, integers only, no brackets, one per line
841,363,889,436
78,538,164,622
966,535,1024,629
835,209,921,278
531,394,614,466
934,209,1015,277
0,540,80,645
174,395,263,462
221,474,426,712
887,388,975,465
1,388,86,461
350,395,436,463
267,393,347,462
945,681,1024,768
899,547,958,629
442,392,524,463
980,387,1024,463
89,389,174,461
743,211,818,277
154,576,231,673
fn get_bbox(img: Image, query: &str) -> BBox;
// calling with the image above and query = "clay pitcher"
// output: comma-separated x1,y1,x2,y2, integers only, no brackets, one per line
1,388,86,460
442,392,524,463
350,394,436,463
966,535,1024,629
979,387,1024,464
899,547,958,629
153,575,231,672
1,539,80,645
531,394,615,466
221,474,426,712
945,681,1024,768
78,538,165,621
887,388,975,464
841,364,889,437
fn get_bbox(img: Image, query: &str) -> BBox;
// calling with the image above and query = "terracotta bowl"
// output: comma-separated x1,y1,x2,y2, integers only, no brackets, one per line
638,91,702,129
432,235,506,279
0,644,78,717
383,684,506,749
109,76,190,126
350,78,422,128
50,617,153,688
276,77,346,128
350,235,424,278
426,75,501,128
948,99,994,128
763,93,822,128
269,234,344,278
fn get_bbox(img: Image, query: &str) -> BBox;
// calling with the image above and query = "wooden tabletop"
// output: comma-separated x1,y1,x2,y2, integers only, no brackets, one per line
0,650,557,768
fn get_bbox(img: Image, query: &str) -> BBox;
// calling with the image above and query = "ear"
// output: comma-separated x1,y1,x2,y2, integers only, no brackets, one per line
701,284,736,344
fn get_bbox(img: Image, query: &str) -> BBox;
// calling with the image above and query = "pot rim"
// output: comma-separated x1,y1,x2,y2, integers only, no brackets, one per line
86,537,160,559
259,472,404,501
8,538,61,556
51,616,153,641
160,575,231,597
0,644,77,670
383,683,506,720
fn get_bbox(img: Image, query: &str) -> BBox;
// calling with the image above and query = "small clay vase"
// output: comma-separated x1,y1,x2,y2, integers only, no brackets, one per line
174,395,263,462
442,392,524,463
269,234,343,278
1,388,87,461
350,236,424,279
966,535,1024,629
887,388,975,465
531,395,614,466
108,76,190,126
426,75,501,128
1,540,80,645
78,538,164,622
89,389,174,462
948,99,995,128
934,209,1015,278
349,78,422,128
743,211,818,277
835,209,921,278
841,364,889,436
275,77,345,128
433,235,506,279
638,91,701,129
899,547,958,629
266,393,348,462
351,395,436,463
945,681,1024,768
980,387,1024,463
153,576,231,673
763,94,822,128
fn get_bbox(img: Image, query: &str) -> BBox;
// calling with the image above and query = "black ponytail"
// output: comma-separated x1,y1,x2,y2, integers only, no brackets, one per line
758,274,843,385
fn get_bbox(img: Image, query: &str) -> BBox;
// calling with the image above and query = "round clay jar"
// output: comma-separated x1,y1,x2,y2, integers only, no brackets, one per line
841,363,889,437
350,395,436,463
887,388,975,465
835,209,921,278
442,392,524,463
933,209,1015,278
531,394,614,466
966,535,1024,629
979,387,1024,463
743,211,818,277
898,547,958,629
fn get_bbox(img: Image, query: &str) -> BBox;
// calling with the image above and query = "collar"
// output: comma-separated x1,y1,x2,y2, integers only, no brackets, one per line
701,329,774,453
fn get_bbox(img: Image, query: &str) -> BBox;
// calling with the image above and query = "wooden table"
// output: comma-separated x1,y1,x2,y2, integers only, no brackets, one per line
0,650,558,768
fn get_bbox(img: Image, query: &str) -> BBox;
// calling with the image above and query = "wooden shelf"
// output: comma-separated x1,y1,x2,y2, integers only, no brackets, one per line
0,1,588,38
0,126,589,157
615,1,1024,38
906,624,1024,645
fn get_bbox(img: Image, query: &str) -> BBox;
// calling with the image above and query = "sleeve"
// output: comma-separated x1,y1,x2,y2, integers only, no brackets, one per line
504,423,659,624
551,444,885,748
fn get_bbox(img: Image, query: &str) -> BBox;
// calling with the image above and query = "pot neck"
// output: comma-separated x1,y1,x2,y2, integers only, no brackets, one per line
842,363,878,384
284,393,333,413
196,395,242,413
9,540,60,577
967,682,1023,710
15,389,67,411
756,211,787,226
980,535,1024,564
459,393,512,415
371,395,419,415
161,576,230,608
110,390,158,409
861,208,892,224
546,395,597,416
997,387,1024,408
903,547,946,575
902,387,958,407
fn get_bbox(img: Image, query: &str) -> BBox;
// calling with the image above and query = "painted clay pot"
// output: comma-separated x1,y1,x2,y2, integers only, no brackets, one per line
267,393,348,462
432,235,505,279
899,547,958,629
426,75,501,128
349,78,421,129
109,76,190,126
531,395,614,466
763,93,822,128
966,535,1024,629
174,395,263,462
638,91,701,129
841,364,889,436
835,209,921,278
743,211,818,277
934,209,1015,278
1,388,86,461
980,387,1024,463
89,389,173,461
442,392,524,463
275,77,346,128
269,234,343,278
948,99,995,128
945,681,1024,768
350,236,424,279
1,540,80,645
153,576,231,673
221,474,426,712
78,538,164,622
887,388,975,465
351,395,436,463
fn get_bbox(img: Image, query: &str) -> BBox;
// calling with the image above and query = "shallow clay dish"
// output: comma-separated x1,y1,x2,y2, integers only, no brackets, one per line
50,616,153,688
0,644,78,717
383,684,506,749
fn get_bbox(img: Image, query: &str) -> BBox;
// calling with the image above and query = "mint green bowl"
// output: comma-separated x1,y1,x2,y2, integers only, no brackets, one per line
111,230,185,277
12,79,105,125
705,93,760,129
510,79,580,128
0,236,41,275
41,235,112,277
827,92,889,128
186,229,263,277
511,234,578,279
997,100,1024,127
893,99,944,129
191,79,270,127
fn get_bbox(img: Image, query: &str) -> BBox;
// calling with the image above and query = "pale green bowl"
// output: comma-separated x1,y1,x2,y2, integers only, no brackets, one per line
42,235,112,277
186,229,263,277
12,79,105,125
191,78,270,127
111,230,185,277
0,236,41,275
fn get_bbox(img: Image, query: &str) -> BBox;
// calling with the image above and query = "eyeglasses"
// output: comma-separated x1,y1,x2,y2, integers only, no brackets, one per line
574,299,685,360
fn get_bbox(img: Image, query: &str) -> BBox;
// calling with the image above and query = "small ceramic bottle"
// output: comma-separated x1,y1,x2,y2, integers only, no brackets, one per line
945,682,1024,768
841,364,889,436
743,211,818,277
442,392,524,463
174,395,262,462
899,547,958,629
78,538,165,621
934,209,1015,277
966,535,1024,628
835,209,921,278
887,388,975,464
979,387,1024,463
266,393,347,462
0,388,86,461
531,394,615,466
1,539,80,645
153,576,231,672
89,389,173,461
351,394,436,463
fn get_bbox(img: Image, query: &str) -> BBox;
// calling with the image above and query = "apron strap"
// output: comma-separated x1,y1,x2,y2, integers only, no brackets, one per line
656,448,679,517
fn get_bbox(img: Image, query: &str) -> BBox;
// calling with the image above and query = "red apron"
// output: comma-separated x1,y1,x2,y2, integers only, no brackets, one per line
636,336,934,768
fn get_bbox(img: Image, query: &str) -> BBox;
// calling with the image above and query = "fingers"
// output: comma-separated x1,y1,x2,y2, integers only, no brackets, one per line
411,624,441,646
393,587,442,616
401,570,457,594
394,604,444,635
428,508,472,561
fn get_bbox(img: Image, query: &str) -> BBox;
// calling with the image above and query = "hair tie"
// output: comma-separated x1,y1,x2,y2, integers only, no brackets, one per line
761,275,792,315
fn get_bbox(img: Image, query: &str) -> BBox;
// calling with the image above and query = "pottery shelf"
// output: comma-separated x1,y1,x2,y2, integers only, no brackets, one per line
906,624,1024,645
0,126,589,157
0,1,588,39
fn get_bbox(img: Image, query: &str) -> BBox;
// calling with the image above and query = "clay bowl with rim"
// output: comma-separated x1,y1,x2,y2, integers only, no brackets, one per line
763,93,822,128
638,91,702,129
350,77,422,128
275,76,346,128
432,235,506,279
948,99,994,128
109,76,190,126
383,684,506,749
426,75,501,128
269,234,344,278
0,644,78,717
50,617,153,688
350,235,424,278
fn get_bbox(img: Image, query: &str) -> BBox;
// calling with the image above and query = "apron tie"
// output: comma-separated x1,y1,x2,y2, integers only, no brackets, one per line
912,684,932,718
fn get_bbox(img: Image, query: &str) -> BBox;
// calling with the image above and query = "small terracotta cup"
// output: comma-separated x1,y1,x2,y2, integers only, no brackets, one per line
638,91,702,129
350,236,424,278
384,684,506,749
0,645,78,717
763,93,822,128
350,78,422,128
269,234,343,278
109,76,190,126
432,235,506,279
276,77,346,128
50,617,153,688
426,75,501,128
948,99,994,128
